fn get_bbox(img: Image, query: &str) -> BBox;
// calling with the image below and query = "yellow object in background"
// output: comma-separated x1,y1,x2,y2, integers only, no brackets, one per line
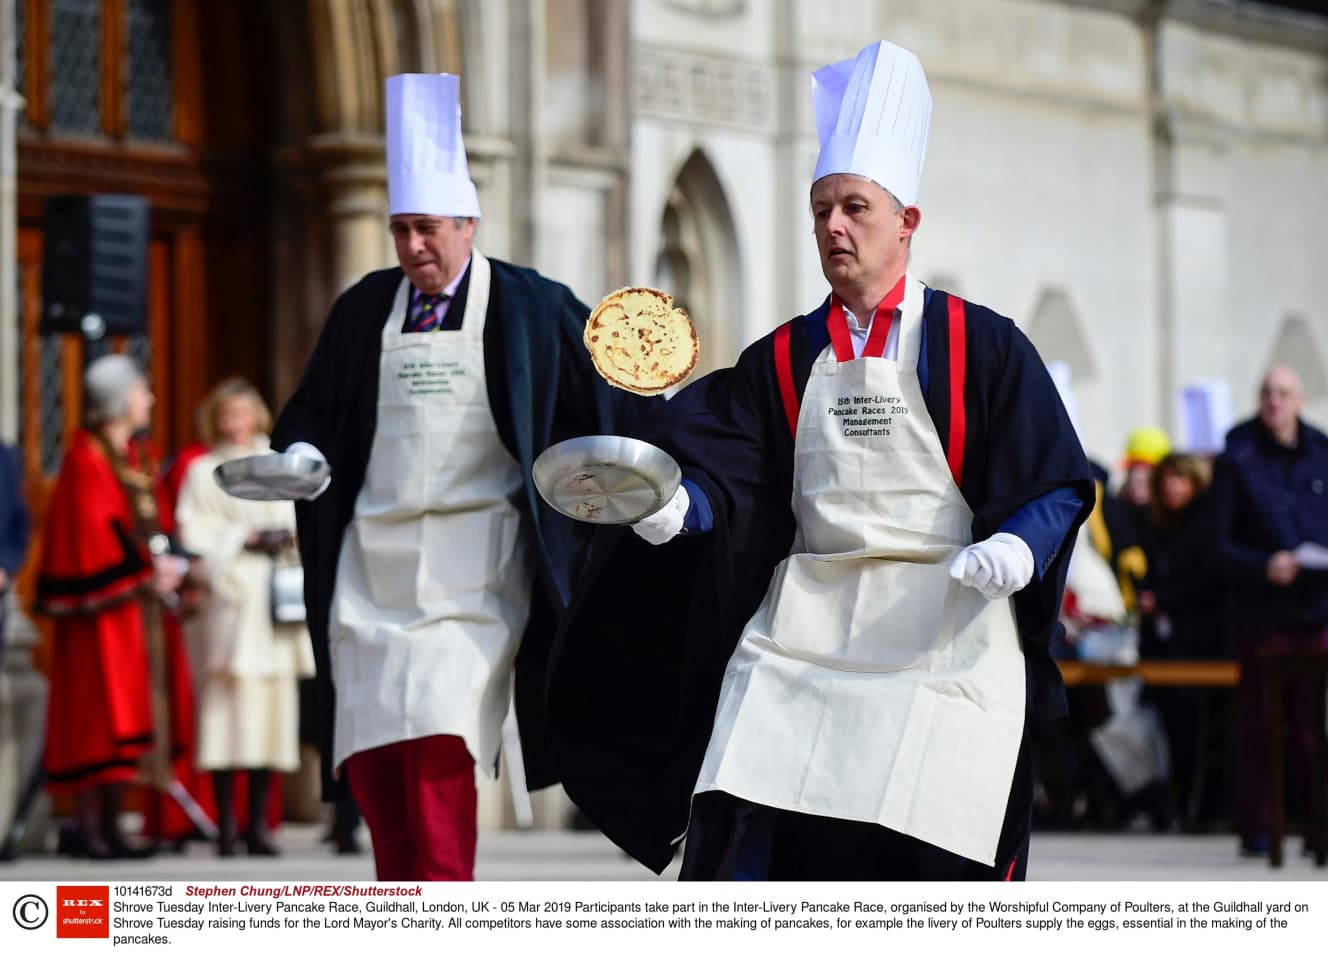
1124,426,1171,467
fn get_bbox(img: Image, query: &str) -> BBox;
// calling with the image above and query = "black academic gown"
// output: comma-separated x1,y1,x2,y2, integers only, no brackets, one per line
547,289,1094,875
271,259,652,799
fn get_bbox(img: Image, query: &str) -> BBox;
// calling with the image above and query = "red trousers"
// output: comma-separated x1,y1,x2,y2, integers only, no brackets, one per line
344,734,477,881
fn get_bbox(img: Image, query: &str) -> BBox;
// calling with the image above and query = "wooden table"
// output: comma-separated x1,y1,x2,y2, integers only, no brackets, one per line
1057,658,1239,835
1057,659,1239,688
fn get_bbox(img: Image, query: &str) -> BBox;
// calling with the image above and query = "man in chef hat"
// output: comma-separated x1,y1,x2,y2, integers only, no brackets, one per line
548,41,1094,880
272,74,648,881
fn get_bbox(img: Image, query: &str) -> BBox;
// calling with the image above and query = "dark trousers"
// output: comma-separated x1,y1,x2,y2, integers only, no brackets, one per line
1235,625,1328,842
683,731,1033,881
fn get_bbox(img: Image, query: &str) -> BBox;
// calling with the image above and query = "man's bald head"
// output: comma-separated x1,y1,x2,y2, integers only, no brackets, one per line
1259,364,1304,446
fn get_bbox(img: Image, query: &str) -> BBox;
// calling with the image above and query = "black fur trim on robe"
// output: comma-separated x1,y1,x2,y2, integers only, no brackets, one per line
547,291,1094,874
272,259,654,800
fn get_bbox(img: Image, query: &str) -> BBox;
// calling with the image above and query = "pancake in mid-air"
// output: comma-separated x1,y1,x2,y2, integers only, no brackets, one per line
584,287,699,395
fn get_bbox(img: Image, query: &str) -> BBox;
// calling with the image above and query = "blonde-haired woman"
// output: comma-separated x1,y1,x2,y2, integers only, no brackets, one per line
177,378,314,856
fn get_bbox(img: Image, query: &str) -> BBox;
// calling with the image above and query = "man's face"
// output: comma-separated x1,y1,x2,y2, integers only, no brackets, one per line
390,214,475,294
811,175,919,296
1259,366,1303,439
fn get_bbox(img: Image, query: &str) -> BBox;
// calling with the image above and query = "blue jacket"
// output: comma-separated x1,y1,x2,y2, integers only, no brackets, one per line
0,443,32,581
1211,416,1328,628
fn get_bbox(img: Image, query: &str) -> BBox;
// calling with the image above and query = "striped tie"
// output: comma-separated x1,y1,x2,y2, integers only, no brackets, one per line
408,290,445,332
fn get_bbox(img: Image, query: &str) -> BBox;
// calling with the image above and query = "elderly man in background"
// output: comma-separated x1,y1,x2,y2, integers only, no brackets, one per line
1211,364,1328,857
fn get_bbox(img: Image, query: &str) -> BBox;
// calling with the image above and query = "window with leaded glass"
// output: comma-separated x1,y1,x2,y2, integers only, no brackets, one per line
48,0,102,136
37,334,66,475
13,264,64,477
21,0,176,144
126,0,172,142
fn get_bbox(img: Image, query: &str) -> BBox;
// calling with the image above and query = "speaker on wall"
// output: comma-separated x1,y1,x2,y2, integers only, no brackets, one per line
40,194,150,339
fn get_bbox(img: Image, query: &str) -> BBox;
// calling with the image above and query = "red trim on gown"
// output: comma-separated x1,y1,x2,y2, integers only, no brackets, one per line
36,431,195,798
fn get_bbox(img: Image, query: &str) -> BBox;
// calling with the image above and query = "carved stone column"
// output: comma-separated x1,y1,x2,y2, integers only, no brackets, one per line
1,0,19,439
309,134,391,293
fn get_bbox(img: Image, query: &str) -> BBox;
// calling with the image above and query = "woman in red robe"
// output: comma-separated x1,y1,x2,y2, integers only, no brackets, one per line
35,354,194,858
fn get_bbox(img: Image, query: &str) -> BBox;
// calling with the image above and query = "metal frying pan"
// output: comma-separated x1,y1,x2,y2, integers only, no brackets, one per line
532,435,681,525
214,452,330,502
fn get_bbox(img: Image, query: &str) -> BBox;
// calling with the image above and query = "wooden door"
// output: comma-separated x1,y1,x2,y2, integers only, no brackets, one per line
12,0,272,596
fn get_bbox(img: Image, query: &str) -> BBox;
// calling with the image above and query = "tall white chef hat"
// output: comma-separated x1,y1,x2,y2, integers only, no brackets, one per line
386,73,481,219
812,40,932,207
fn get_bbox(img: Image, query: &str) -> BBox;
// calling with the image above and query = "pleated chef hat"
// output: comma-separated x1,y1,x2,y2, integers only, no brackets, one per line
386,73,481,219
812,41,932,206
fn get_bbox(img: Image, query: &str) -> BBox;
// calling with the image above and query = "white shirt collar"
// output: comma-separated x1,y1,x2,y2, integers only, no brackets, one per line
441,255,471,299
416,255,472,302
842,305,877,334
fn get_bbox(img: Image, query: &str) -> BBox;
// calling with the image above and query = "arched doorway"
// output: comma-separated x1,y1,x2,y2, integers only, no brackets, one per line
1024,286,1102,453
653,149,743,380
1264,314,1328,428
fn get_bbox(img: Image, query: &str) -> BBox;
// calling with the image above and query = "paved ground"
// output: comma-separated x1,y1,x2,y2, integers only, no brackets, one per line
1,825,1325,881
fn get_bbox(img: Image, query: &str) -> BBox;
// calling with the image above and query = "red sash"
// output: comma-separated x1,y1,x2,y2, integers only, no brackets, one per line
773,288,968,487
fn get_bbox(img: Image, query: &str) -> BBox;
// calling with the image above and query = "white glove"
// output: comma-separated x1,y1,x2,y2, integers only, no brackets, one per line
949,532,1035,600
631,485,690,546
285,441,332,499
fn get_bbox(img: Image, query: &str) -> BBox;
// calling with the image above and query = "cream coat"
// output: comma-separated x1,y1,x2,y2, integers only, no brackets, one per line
177,439,315,770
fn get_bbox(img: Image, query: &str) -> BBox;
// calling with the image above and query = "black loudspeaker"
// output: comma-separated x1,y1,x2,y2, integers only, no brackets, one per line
40,194,150,338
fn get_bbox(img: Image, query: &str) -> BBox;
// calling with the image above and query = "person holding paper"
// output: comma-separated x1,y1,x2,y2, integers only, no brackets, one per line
549,40,1093,881
1210,364,1328,856
270,74,647,880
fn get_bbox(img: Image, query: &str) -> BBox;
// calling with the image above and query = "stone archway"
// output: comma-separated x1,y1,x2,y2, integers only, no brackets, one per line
1024,287,1103,452
267,0,481,401
654,149,744,379
1265,313,1328,428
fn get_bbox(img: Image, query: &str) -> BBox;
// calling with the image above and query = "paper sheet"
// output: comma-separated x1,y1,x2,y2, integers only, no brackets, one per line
1293,542,1328,570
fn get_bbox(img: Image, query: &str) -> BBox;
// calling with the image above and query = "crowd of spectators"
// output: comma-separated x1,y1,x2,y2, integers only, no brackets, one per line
1037,365,1328,860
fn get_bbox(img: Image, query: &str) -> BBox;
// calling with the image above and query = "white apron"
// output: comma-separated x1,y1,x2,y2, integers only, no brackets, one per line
329,251,533,775
693,276,1026,864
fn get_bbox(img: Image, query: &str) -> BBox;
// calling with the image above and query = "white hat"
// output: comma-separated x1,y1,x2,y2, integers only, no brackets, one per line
386,73,481,219
812,41,932,206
